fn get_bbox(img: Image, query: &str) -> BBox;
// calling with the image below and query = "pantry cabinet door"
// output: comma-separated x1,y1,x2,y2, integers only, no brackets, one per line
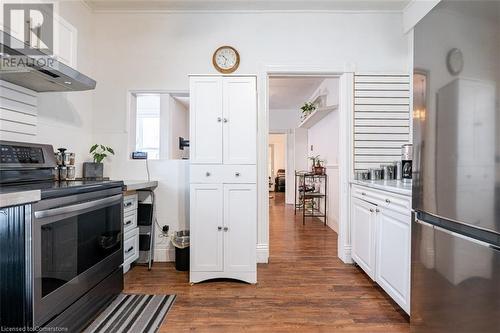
351,198,377,279
223,184,256,272
376,208,411,313
190,77,223,164
222,77,257,165
190,184,223,272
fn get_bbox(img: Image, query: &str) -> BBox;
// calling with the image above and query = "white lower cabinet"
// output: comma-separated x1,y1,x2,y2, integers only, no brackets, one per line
351,198,377,280
190,183,257,284
376,208,411,313
351,185,411,314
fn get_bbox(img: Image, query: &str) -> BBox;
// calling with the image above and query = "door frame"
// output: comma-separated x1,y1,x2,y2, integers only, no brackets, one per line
257,65,354,264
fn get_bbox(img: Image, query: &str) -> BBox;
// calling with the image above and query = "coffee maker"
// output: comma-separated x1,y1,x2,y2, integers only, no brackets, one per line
401,144,412,182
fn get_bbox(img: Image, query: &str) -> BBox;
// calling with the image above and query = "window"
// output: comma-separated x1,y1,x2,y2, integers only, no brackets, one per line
129,92,190,160
135,94,161,159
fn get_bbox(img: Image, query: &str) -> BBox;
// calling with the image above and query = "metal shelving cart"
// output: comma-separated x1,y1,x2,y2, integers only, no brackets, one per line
294,171,327,225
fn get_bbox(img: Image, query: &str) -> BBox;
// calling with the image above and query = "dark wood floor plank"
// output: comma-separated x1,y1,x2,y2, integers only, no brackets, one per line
125,192,409,332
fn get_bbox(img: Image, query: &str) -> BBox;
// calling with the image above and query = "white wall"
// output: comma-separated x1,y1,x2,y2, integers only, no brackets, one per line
269,108,300,131
169,97,189,160
269,134,286,178
36,1,95,178
87,10,410,261
307,78,341,232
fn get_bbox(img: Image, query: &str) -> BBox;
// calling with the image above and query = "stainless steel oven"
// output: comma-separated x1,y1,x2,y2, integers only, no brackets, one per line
32,187,123,326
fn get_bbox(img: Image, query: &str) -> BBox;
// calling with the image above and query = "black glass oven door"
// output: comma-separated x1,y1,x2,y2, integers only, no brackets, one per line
32,190,123,327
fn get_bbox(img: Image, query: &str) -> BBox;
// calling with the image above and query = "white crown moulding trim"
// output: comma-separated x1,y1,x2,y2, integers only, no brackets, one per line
87,8,404,15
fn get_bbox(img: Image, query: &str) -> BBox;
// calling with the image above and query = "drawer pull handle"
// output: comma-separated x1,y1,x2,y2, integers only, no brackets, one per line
375,209,380,213
218,226,222,231
125,246,134,254
385,199,391,203
369,208,374,213
223,227,229,232
124,202,133,207
125,220,133,226
235,172,241,177
217,117,222,122
206,172,211,177
361,192,366,196
223,118,228,123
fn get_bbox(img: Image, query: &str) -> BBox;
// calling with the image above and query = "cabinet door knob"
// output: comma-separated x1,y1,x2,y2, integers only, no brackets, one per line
375,209,380,213
223,227,229,231
217,117,222,122
235,172,240,177
217,226,222,231
223,118,228,123
369,208,374,213
206,172,211,176
361,192,366,196
385,199,391,203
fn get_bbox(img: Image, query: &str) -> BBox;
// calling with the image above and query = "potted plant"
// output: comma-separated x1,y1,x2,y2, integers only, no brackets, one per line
300,102,316,121
83,144,115,179
309,155,326,175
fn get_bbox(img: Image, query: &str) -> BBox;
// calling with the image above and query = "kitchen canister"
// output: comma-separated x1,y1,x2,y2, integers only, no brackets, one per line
59,166,68,181
66,165,76,180
369,168,382,180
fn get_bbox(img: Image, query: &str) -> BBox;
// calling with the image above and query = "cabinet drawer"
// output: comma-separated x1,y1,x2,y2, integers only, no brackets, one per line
190,165,224,183
222,165,256,183
123,211,137,233
190,165,256,183
124,228,139,262
123,194,138,213
352,184,411,215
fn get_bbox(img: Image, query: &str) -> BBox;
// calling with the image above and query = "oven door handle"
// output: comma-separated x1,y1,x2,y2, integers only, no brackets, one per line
34,194,122,219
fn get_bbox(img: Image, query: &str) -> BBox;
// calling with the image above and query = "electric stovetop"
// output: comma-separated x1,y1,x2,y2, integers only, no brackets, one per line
0,180,124,199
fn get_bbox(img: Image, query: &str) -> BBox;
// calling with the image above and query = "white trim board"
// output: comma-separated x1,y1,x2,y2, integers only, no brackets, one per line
258,64,354,265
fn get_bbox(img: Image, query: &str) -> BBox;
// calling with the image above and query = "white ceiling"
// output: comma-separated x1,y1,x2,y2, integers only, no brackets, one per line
269,76,327,110
85,0,411,12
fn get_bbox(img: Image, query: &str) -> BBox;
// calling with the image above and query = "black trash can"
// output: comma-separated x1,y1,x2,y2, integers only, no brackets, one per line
172,230,190,271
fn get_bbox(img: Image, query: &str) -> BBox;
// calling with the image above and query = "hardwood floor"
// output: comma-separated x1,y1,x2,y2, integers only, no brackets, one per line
124,192,409,332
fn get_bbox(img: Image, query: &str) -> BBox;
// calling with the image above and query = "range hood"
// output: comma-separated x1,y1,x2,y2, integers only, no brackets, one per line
0,31,96,92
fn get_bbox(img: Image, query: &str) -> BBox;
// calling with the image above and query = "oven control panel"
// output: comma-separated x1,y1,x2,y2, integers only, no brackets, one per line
1,145,45,164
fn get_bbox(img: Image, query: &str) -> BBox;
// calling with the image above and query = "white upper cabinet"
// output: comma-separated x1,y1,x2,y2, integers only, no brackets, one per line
223,184,257,272
190,77,224,164
190,76,256,165
223,77,257,165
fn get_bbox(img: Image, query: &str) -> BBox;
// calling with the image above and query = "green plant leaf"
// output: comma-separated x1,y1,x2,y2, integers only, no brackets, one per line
107,147,115,155
89,144,98,153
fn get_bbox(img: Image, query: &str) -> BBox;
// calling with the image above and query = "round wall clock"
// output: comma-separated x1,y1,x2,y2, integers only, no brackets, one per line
446,48,464,76
212,46,240,74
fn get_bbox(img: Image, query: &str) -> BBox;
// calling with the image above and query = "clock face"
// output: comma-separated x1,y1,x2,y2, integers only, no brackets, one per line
213,46,240,73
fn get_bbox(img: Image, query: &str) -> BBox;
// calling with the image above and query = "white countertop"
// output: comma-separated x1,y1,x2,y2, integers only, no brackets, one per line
0,189,41,208
351,179,412,196
123,180,158,191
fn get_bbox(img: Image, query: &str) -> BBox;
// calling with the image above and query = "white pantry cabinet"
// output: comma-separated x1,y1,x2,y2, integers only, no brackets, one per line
189,75,257,284
351,184,411,314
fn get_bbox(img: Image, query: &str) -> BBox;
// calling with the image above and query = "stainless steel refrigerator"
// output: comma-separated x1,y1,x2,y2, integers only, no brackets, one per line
412,1,500,332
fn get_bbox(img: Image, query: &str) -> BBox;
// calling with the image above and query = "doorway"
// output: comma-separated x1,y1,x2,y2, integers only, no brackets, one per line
266,74,344,257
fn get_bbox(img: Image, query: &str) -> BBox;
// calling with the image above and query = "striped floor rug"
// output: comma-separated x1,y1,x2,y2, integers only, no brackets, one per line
84,294,176,333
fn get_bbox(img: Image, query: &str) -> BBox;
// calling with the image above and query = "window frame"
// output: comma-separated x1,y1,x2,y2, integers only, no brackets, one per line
127,90,189,160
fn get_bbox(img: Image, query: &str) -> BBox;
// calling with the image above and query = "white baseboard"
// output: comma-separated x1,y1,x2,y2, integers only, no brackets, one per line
256,243,269,263
154,247,175,262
